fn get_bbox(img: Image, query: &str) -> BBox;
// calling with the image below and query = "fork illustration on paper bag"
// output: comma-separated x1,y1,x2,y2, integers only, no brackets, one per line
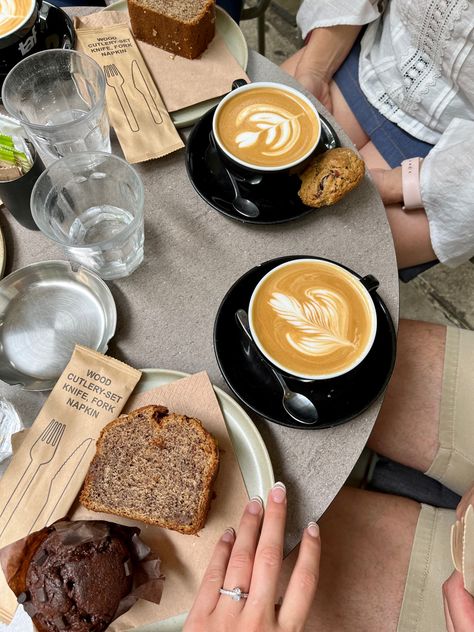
0,420,66,539
104,64,140,133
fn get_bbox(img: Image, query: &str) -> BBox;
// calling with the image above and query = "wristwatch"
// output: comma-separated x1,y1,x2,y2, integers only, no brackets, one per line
401,157,424,210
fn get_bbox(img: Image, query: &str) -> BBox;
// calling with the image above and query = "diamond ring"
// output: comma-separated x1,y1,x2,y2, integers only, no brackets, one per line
219,586,249,601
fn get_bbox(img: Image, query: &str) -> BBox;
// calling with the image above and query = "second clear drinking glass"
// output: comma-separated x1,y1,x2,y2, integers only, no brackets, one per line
2,49,110,162
31,152,145,280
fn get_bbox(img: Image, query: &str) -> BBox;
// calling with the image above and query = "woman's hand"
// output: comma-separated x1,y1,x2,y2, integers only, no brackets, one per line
183,482,321,632
294,69,332,112
281,49,332,111
370,167,403,205
443,571,474,631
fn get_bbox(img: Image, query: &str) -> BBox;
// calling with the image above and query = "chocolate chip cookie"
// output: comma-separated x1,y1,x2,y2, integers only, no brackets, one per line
298,147,365,208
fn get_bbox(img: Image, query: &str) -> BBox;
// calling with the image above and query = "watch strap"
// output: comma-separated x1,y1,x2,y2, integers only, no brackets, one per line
402,157,424,210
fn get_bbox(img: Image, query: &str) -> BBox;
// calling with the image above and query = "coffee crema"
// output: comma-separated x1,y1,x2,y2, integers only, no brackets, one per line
215,86,319,168
250,260,376,379
0,0,35,38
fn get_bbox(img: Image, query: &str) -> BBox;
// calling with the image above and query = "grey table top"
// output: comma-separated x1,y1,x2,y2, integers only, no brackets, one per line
0,50,399,553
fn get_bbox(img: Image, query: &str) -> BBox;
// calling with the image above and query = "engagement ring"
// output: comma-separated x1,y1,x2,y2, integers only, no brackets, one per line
219,586,249,601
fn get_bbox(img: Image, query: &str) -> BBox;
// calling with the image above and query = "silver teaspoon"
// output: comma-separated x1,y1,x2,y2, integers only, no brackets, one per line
224,167,260,218
235,309,319,426
208,134,260,218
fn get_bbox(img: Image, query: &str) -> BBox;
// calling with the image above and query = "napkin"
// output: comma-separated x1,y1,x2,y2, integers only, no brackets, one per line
74,10,249,113
71,370,249,630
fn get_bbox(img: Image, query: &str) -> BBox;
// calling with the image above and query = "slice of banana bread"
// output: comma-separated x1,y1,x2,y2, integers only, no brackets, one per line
128,0,216,60
80,405,219,535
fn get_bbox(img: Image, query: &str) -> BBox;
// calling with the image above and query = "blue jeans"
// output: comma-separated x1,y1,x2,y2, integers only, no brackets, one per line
216,0,243,23
333,41,433,168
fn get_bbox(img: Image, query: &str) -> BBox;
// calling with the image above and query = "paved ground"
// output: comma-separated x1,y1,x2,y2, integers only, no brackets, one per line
241,1,474,330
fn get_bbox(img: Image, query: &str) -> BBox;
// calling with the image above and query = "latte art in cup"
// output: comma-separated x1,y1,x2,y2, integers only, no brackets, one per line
0,0,36,38
214,83,320,170
249,259,377,380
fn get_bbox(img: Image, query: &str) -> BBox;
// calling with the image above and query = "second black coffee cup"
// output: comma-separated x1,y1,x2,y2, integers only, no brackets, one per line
0,0,42,90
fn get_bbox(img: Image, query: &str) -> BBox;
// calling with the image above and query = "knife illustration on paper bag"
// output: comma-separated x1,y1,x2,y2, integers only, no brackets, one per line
131,60,163,125
28,437,93,534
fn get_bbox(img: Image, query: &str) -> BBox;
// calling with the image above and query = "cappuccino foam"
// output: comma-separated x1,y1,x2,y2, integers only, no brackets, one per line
215,86,319,168
250,260,376,378
0,0,35,38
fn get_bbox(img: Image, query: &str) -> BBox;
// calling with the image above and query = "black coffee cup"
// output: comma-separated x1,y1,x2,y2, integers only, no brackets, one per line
212,79,322,182
0,0,42,89
0,142,44,230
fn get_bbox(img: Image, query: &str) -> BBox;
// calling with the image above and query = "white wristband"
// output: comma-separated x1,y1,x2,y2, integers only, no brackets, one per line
402,158,424,210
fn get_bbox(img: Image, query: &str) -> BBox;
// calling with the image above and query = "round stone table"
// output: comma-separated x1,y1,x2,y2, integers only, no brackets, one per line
0,51,399,557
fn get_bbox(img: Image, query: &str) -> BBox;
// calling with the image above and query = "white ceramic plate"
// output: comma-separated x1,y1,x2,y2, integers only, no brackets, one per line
133,368,274,632
103,1,248,128
3,369,273,632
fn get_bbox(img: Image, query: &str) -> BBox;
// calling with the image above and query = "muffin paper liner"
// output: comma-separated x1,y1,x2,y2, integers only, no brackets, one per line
0,520,164,631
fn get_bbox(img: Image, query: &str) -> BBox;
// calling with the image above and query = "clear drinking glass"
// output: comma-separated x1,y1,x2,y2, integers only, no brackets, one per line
31,152,145,280
2,49,110,162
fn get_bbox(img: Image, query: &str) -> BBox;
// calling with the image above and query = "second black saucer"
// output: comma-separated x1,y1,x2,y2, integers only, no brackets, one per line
185,106,340,225
214,256,397,429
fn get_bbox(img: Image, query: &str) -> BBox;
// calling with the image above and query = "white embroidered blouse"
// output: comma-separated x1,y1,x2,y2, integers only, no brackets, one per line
297,0,474,267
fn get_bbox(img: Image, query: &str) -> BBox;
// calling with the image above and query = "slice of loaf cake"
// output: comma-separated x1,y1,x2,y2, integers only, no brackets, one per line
128,0,216,60
80,405,219,535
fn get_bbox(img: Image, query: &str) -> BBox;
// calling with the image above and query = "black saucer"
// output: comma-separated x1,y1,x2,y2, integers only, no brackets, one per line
214,256,397,429
185,106,340,225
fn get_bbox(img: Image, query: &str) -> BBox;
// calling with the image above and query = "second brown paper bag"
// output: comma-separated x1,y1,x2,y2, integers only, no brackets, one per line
0,346,141,624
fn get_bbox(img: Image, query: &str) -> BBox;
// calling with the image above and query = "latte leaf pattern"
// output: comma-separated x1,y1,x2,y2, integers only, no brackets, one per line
0,0,31,34
269,290,356,357
235,105,303,158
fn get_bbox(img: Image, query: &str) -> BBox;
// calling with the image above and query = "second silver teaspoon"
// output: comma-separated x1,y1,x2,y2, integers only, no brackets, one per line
235,309,319,426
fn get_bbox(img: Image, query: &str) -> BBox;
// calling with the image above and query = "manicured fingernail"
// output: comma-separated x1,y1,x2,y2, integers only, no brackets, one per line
222,528,235,543
307,521,320,538
271,482,286,503
247,496,263,515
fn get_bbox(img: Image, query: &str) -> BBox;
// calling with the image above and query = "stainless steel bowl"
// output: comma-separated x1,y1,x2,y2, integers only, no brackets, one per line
0,261,117,390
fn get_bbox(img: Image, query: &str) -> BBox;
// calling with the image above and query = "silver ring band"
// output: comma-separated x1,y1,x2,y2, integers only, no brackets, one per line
219,586,249,601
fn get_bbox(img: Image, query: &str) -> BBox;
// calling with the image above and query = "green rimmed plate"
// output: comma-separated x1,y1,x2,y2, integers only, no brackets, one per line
133,368,274,631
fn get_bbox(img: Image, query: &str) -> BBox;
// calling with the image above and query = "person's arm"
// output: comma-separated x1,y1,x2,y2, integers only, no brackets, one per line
418,118,474,267
369,117,474,267
289,25,363,111
282,1,384,111
370,167,403,205
297,25,364,83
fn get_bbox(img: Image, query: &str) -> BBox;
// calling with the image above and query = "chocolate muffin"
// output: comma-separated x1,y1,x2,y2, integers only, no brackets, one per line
18,521,142,632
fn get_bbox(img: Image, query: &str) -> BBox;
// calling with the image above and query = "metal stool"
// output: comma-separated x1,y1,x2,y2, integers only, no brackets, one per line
241,0,272,55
